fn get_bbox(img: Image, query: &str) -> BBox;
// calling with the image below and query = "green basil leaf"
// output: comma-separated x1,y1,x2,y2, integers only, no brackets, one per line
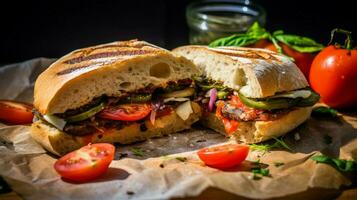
311,155,357,172
209,22,270,47
275,34,324,53
312,106,338,117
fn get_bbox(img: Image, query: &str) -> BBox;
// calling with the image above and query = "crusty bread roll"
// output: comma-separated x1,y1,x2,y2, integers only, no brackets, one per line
31,40,201,155
173,45,312,143
173,45,308,98
31,102,201,156
35,39,199,115
200,107,311,143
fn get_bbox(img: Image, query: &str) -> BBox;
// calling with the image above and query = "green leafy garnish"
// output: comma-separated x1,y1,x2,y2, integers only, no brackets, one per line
249,137,292,152
311,155,357,172
209,22,324,56
273,31,324,53
312,106,338,117
251,168,270,180
274,162,285,167
323,135,333,145
175,157,188,162
209,22,271,47
130,147,144,157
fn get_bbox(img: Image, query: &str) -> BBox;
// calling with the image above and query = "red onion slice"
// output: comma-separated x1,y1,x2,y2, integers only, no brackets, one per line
208,88,217,112
150,110,156,125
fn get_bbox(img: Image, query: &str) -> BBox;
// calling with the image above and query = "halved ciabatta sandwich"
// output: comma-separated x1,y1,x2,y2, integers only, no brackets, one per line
31,40,201,155
173,46,319,143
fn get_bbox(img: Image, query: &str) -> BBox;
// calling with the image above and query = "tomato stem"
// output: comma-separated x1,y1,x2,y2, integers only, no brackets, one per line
329,29,353,51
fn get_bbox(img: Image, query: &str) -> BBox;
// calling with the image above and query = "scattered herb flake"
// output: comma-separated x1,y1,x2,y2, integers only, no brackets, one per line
130,147,144,157
272,137,292,151
249,137,292,152
251,168,270,180
252,168,270,176
323,135,333,145
312,106,338,117
175,157,188,162
311,155,357,172
274,162,285,167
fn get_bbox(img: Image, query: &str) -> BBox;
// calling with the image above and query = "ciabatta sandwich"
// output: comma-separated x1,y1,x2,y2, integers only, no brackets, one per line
31,40,201,155
173,46,319,143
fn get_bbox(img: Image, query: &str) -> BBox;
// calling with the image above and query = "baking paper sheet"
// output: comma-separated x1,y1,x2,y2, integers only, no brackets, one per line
0,58,356,200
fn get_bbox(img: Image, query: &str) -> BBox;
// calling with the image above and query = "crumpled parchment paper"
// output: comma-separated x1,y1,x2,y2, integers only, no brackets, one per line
0,58,356,200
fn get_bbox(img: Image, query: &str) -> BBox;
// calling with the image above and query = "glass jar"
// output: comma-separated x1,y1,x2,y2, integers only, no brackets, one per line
186,0,266,45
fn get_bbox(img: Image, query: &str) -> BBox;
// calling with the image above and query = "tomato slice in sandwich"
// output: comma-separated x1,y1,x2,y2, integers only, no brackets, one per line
0,100,34,125
98,103,151,121
54,143,115,182
197,144,249,170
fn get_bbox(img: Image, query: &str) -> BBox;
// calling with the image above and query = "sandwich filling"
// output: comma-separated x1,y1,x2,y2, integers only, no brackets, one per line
193,76,319,134
34,79,196,136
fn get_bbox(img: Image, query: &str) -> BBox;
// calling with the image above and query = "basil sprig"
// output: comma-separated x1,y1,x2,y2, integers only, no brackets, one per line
209,22,324,55
209,22,270,47
311,155,357,172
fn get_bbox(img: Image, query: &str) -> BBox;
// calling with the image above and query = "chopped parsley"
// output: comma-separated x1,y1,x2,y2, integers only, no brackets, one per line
274,162,285,167
249,137,292,152
130,147,144,157
175,157,188,162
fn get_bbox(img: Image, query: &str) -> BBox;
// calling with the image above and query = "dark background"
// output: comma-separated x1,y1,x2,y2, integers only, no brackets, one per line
0,0,355,63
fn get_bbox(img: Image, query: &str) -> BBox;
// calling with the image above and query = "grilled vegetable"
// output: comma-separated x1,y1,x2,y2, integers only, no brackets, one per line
121,94,152,103
162,87,195,98
65,102,106,123
238,90,319,110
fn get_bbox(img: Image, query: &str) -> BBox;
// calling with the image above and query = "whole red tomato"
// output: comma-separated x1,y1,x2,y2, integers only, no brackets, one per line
250,40,314,78
309,45,357,108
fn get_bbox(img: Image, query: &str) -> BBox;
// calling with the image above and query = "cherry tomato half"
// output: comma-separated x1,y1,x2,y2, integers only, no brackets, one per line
54,143,115,182
310,45,357,108
0,100,34,124
98,103,151,121
197,144,249,169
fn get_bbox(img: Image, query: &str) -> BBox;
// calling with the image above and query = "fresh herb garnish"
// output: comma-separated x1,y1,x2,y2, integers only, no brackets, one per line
311,155,357,172
249,137,292,152
209,22,271,48
130,147,144,157
312,106,338,117
175,157,188,162
274,162,285,167
251,168,270,180
323,135,333,145
209,22,324,57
